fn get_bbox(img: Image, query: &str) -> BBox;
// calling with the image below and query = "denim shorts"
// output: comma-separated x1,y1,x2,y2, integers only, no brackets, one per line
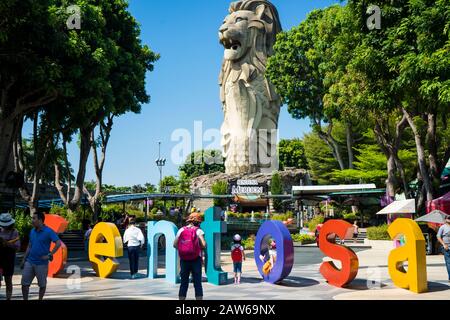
233,262,242,273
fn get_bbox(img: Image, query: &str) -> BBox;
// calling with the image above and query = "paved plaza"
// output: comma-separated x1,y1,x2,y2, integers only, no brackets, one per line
2,245,449,300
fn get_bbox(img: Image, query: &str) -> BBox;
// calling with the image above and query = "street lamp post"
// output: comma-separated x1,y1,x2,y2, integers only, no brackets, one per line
155,141,166,193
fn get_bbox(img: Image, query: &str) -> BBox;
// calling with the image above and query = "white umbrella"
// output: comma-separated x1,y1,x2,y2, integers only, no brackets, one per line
415,210,449,224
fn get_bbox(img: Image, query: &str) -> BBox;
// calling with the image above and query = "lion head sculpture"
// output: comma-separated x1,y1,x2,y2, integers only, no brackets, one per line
219,0,281,63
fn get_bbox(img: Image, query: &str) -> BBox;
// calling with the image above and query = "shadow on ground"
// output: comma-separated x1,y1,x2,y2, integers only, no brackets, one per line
276,276,320,288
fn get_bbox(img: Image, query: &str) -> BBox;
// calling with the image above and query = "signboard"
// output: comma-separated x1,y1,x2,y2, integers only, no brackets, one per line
229,179,267,195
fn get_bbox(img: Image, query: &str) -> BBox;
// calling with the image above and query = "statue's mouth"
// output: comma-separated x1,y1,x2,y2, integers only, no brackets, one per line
221,38,241,51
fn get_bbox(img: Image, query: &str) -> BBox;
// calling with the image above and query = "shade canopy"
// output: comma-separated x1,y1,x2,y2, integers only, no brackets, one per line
376,199,416,215
426,192,450,214
292,184,376,196
415,210,449,224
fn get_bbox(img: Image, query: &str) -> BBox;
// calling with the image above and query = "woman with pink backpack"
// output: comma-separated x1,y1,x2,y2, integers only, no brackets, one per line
173,212,206,300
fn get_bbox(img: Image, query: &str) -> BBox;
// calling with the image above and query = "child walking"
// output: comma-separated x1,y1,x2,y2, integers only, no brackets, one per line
231,234,245,284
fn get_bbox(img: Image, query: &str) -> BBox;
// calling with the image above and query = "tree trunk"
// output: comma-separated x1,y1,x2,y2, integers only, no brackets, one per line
426,112,442,195
317,131,346,170
403,108,434,201
55,127,92,212
394,154,409,198
386,154,397,198
346,122,354,169
0,118,18,182
69,126,92,211
84,116,114,222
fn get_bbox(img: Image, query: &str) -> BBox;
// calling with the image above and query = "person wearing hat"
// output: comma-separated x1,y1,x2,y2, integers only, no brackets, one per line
173,212,206,300
437,215,450,282
0,213,20,300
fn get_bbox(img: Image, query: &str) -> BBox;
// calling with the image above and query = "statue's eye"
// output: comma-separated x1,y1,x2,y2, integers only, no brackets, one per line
235,17,246,23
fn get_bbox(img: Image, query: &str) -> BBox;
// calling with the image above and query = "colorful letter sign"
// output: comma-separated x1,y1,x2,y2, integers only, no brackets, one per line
147,220,179,284
45,214,69,277
319,220,359,287
388,218,427,293
201,207,227,285
254,220,294,284
89,222,123,278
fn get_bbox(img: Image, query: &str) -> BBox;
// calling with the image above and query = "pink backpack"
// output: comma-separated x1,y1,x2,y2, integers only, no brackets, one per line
178,227,201,261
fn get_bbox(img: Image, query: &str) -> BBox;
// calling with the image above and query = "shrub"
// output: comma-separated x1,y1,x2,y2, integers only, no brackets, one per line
242,234,255,249
343,213,358,221
271,172,283,211
291,234,315,244
212,181,228,208
49,205,83,230
253,213,262,219
271,214,287,221
306,215,324,232
14,209,32,240
226,212,236,219
367,224,390,240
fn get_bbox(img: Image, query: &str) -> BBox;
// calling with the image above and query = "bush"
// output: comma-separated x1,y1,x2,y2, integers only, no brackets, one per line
367,224,390,240
14,209,32,240
50,205,83,230
271,214,286,221
242,234,255,249
343,213,358,221
306,215,324,232
271,172,283,212
226,211,236,219
291,234,315,244
212,181,228,208
253,213,262,219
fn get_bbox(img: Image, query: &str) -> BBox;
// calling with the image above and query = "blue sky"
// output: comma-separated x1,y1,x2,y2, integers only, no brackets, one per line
25,0,340,187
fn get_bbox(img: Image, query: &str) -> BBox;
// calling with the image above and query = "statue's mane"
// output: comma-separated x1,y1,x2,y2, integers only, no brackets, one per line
229,0,282,54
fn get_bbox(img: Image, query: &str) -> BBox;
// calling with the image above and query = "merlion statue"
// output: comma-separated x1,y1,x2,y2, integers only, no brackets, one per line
219,0,282,175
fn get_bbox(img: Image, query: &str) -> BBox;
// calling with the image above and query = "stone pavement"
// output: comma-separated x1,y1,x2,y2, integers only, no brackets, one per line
2,247,449,300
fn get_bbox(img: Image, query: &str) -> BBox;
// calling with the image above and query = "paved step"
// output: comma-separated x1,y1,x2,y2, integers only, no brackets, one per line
59,231,84,251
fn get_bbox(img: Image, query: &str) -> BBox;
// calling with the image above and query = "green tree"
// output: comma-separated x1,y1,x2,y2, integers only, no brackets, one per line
0,0,64,182
303,131,341,184
267,5,362,171
278,139,308,170
179,149,225,179
211,181,228,208
271,172,283,212
346,0,449,208
48,0,158,218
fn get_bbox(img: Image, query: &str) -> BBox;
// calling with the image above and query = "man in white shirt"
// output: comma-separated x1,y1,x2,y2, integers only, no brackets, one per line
123,216,145,279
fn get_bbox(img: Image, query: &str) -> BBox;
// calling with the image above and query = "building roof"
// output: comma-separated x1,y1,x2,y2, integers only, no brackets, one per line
292,184,377,196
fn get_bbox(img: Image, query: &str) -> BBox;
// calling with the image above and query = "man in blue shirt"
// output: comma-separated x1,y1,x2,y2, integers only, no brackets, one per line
20,211,61,300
